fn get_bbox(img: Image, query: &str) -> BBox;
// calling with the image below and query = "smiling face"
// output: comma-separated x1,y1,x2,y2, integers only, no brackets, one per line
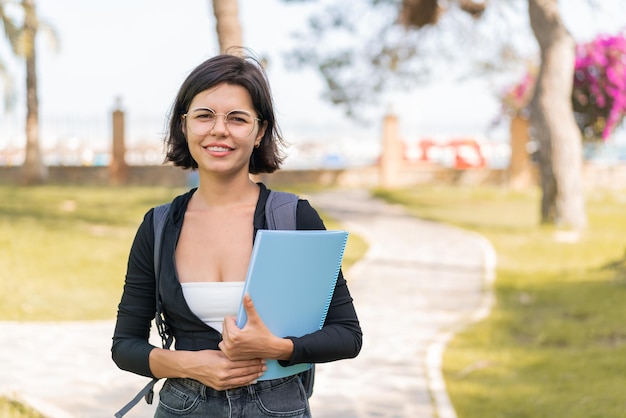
183,82,267,178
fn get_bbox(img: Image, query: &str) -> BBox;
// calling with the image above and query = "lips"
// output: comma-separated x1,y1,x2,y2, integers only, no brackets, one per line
205,145,233,152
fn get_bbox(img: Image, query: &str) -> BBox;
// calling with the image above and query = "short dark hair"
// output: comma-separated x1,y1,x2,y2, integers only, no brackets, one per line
164,53,285,174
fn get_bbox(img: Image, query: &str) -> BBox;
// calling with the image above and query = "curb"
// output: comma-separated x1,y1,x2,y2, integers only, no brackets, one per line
425,232,497,418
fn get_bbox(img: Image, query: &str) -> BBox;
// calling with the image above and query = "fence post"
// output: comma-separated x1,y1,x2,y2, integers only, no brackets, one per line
110,97,128,185
508,112,535,189
379,112,402,188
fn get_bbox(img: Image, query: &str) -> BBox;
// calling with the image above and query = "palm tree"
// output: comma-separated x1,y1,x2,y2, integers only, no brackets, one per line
0,0,47,184
211,0,243,53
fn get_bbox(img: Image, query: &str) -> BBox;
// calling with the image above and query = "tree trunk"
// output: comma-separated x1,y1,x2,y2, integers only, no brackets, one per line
528,0,586,229
21,0,47,185
212,0,243,53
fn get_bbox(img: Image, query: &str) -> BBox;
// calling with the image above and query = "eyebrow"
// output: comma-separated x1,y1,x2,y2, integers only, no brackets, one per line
188,107,253,115
188,107,214,113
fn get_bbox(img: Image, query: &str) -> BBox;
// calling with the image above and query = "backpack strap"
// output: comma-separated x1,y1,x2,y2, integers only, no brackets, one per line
153,203,174,350
265,190,298,230
114,203,172,418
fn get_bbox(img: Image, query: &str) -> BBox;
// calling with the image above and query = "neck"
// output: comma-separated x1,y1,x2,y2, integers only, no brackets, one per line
193,173,259,208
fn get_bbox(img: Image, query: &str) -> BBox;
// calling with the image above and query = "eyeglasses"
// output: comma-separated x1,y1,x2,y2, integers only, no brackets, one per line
183,107,261,138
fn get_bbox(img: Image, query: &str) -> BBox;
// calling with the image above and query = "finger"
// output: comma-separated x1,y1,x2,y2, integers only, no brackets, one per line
222,316,237,340
243,294,259,321
224,371,265,390
221,320,229,341
223,315,237,332
225,357,265,370
220,317,240,357
220,361,266,385
209,358,266,390
233,363,266,381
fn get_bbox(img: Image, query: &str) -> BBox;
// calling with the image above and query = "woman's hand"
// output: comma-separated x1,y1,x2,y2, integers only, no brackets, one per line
149,346,266,391
184,349,266,391
219,294,294,362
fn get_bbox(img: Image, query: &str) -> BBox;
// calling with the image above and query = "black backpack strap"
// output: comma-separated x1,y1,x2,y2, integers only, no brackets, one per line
114,204,172,417
153,203,174,350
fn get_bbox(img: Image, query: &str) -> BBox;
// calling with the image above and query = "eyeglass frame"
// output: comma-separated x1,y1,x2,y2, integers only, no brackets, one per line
182,107,262,138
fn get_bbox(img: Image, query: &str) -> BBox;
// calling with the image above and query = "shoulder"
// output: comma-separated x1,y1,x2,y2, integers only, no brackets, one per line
296,198,325,230
145,188,195,224
259,183,326,230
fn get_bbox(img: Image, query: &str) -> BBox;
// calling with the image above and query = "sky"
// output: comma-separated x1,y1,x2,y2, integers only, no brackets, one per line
2,0,626,161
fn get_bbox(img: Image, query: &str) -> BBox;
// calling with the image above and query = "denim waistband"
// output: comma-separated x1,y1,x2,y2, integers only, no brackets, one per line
168,376,298,399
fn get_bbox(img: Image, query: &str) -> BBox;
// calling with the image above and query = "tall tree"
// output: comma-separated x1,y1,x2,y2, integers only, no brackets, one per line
21,0,46,184
286,0,597,229
211,0,243,53
0,4,17,110
528,0,585,229
0,0,47,184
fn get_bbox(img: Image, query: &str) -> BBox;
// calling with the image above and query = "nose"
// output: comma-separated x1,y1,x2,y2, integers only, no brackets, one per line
210,113,229,134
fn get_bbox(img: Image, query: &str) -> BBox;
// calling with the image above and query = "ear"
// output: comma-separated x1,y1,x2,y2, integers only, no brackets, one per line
255,120,268,144
181,114,187,136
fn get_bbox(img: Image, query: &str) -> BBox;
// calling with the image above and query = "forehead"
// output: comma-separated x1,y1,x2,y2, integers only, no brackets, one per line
189,83,254,111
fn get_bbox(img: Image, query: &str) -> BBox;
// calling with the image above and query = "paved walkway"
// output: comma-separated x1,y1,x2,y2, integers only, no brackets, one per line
0,189,495,418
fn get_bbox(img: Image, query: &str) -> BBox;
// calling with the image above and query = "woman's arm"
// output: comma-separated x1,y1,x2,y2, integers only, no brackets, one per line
111,211,159,378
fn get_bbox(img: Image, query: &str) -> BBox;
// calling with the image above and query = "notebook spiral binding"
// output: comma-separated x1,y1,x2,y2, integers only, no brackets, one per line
318,233,348,330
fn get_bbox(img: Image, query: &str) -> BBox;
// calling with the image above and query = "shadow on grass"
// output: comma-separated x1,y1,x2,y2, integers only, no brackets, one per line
449,265,626,418
601,253,626,283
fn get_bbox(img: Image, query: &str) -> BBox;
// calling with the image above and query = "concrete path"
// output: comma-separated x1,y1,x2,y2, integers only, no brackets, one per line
0,189,495,418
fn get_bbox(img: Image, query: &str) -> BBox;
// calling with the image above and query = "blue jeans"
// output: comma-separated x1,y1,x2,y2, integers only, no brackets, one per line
154,376,312,417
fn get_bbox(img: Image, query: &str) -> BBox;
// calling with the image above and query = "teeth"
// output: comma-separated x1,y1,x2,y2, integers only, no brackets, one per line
207,146,230,152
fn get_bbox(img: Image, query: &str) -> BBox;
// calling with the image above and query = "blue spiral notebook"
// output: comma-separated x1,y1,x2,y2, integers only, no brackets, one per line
236,229,349,380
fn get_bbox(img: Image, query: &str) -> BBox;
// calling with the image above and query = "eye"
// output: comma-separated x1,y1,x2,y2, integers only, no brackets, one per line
227,112,253,124
229,116,249,124
198,112,215,120
188,108,216,120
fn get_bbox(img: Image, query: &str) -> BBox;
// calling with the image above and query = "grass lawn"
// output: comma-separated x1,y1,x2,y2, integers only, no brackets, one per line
0,185,186,320
374,186,626,418
0,397,45,418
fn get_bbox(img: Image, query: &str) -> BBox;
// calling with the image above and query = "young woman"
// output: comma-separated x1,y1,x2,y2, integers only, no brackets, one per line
112,53,362,417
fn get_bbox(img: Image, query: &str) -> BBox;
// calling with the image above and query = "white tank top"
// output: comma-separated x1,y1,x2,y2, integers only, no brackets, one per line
181,282,245,333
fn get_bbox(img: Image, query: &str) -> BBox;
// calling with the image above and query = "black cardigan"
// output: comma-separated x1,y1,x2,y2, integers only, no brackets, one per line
112,183,362,378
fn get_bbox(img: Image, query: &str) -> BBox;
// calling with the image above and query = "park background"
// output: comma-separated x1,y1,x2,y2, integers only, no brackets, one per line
1,0,626,172
2,1,626,418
